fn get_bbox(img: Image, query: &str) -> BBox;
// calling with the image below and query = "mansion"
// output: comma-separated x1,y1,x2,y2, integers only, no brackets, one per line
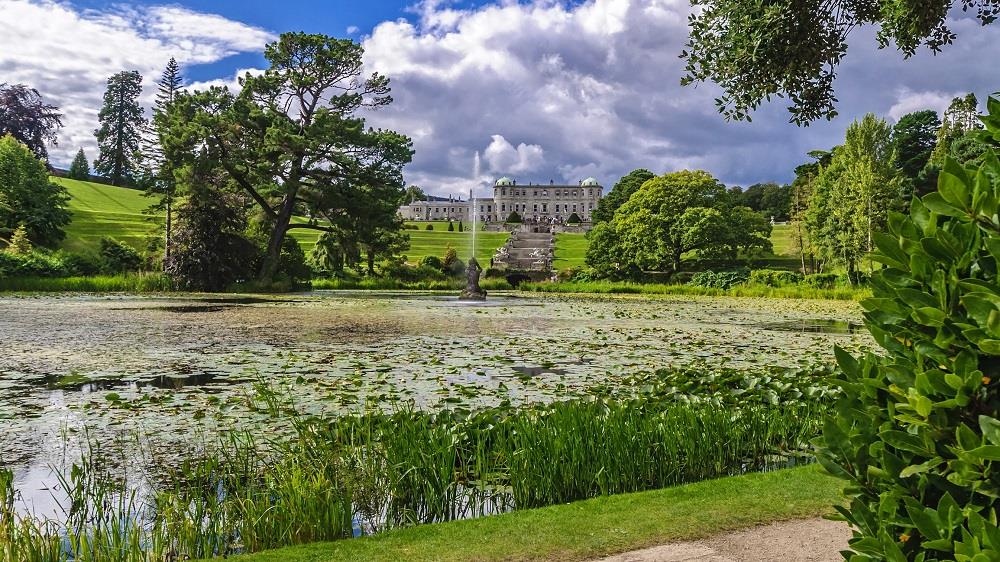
399,177,604,224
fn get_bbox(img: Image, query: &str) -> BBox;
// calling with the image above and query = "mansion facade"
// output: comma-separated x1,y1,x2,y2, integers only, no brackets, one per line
398,177,603,224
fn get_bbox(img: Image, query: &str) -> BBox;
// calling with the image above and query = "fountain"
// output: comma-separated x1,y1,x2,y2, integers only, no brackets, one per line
461,152,487,300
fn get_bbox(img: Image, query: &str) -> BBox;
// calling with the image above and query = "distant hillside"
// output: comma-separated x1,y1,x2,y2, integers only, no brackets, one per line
51,178,508,264
53,177,159,253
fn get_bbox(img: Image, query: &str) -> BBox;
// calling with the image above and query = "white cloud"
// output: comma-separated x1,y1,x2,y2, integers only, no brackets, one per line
483,135,545,174
0,0,274,166
347,25,360,35
360,0,1000,196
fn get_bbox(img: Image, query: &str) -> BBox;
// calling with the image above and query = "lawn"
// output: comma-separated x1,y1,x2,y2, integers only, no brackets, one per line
554,232,588,269
54,177,159,253
51,178,509,264
226,464,843,562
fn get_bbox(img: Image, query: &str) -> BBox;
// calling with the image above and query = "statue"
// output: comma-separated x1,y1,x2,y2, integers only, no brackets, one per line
460,257,487,300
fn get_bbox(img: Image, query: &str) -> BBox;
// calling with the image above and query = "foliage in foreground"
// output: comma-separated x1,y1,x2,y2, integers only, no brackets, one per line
0,383,826,562
817,97,1000,561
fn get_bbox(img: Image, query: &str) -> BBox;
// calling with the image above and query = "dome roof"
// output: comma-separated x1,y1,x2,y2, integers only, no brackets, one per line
495,176,515,187
581,177,599,187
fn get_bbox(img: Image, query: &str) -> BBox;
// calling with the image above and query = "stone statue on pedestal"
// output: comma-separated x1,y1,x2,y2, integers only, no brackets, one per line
460,257,487,300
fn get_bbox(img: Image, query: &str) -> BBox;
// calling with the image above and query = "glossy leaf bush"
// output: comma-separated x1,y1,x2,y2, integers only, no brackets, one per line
818,96,1000,561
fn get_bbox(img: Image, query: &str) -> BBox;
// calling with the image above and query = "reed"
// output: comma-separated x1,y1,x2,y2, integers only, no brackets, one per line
0,273,174,293
0,392,828,562
517,280,868,301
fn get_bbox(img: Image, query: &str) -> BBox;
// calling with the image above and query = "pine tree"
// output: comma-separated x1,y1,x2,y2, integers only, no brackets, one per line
6,224,32,254
67,148,89,180
94,71,145,186
146,58,183,266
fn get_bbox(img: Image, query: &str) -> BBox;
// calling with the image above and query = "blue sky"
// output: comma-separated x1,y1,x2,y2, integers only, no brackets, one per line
1,1,997,196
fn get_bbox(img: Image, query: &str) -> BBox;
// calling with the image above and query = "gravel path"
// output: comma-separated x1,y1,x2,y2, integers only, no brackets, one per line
595,518,851,562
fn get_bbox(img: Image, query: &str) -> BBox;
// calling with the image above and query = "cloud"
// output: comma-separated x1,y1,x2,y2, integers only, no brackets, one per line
360,0,1000,196
347,25,360,35
483,135,545,174
0,0,274,166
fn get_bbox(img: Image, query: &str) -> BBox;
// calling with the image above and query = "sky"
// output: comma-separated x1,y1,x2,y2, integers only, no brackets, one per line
1,0,998,198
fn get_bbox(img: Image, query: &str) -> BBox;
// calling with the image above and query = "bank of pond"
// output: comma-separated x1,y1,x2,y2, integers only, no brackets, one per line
0,364,835,562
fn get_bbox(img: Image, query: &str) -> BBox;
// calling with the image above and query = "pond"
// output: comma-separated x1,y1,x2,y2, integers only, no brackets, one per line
0,291,869,513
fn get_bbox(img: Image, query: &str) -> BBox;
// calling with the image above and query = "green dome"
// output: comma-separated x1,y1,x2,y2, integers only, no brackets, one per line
495,177,515,187
581,177,599,187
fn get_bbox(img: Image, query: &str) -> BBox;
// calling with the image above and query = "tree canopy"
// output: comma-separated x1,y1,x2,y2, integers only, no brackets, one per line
0,135,70,247
95,70,146,186
590,168,655,224
0,83,63,162
587,170,771,273
67,148,90,181
681,1,1000,124
161,32,413,284
891,110,940,191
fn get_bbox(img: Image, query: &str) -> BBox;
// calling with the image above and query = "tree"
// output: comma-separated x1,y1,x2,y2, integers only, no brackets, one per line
94,71,145,186
920,95,985,197
817,95,1000,561
892,110,940,191
146,58,184,266
587,170,768,272
457,220,463,232
67,148,90,180
405,185,427,202
0,83,63,161
161,33,413,284
5,224,31,254
505,211,522,223
591,169,654,224
681,2,1000,124
789,150,832,273
447,221,454,232
567,212,581,224
806,114,904,283
0,135,70,246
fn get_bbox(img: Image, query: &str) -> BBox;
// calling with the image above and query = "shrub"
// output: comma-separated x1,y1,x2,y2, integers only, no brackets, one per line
402,224,419,230
505,211,523,223
458,220,464,232
59,251,102,276
803,272,839,289
447,221,454,232
687,269,749,290
816,113,1000,561
425,224,434,230
0,251,68,278
567,212,582,224
98,238,143,273
420,255,444,270
748,268,803,287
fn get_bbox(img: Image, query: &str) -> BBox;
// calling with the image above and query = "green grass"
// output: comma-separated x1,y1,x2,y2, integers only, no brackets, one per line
519,280,868,301
227,465,843,562
291,226,509,265
0,273,173,293
54,177,159,253
554,232,588,269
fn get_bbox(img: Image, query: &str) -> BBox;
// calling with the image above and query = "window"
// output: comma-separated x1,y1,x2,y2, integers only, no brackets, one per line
480,205,484,213
543,190,547,196
542,203,547,212
573,191,578,197
588,203,593,210
533,204,538,212
502,203,506,212
573,204,577,212
555,204,560,212
533,190,538,196
435,208,440,213
502,189,506,196
488,205,492,212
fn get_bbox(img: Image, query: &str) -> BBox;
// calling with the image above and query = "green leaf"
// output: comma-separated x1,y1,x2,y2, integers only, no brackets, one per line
981,416,1000,446
880,430,929,455
922,193,965,217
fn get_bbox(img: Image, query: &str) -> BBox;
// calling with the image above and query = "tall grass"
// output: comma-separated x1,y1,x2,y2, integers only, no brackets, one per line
0,273,174,293
0,392,826,562
518,280,868,301
311,277,512,291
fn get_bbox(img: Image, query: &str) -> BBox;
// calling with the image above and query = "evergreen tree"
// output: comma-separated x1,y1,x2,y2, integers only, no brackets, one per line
6,224,32,254
891,110,939,192
67,148,89,180
94,71,145,186
146,58,183,266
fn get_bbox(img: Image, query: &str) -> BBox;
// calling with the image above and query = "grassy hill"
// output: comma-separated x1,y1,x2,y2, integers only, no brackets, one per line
53,178,508,264
55,177,160,253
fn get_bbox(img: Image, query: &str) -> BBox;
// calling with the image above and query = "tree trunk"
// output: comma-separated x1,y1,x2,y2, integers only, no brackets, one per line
163,198,172,270
259,194,297,284
367,251,375,276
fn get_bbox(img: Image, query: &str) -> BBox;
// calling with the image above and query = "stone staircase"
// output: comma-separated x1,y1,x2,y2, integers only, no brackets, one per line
492,229,555,271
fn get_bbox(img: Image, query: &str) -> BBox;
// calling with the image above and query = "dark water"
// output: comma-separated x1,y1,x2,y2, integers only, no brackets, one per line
758,318,865,334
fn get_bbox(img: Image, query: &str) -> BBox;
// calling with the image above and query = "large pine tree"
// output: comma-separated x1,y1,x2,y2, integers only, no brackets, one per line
146,58,183,264
94,71,145,186
67,148,89,180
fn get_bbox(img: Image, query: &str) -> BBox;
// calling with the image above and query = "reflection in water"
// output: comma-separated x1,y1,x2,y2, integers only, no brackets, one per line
758,318,865,334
